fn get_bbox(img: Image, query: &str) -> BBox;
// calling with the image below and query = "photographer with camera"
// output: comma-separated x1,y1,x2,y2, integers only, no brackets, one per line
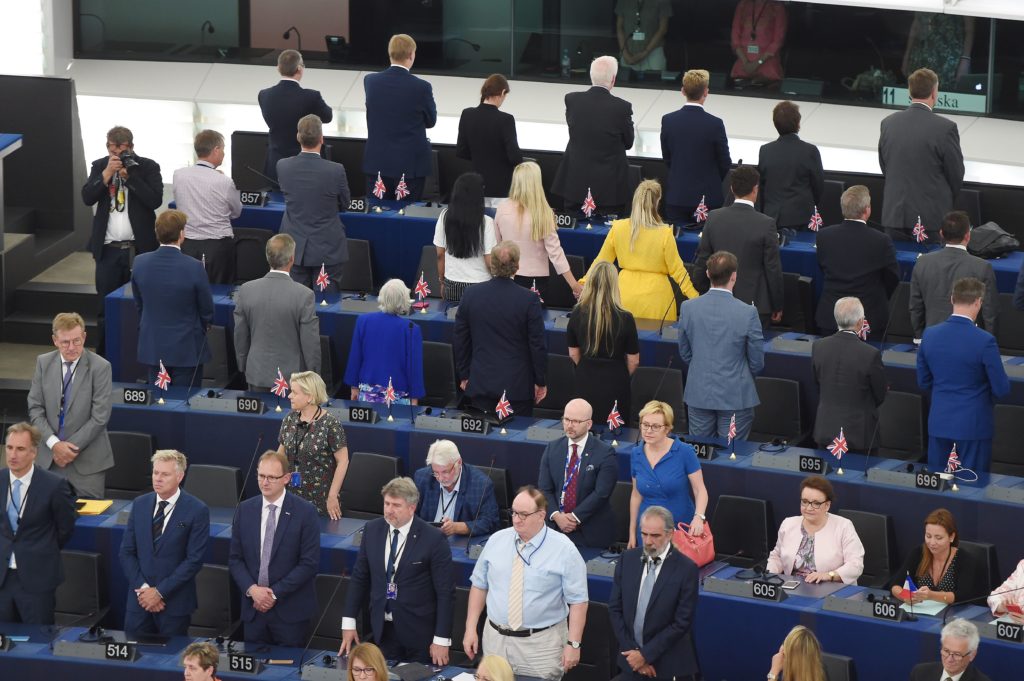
82,125,163,355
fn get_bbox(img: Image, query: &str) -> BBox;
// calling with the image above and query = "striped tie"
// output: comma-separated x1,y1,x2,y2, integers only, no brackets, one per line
508,540,525,630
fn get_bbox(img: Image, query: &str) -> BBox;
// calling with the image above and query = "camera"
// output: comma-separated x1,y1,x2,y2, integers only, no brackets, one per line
118,150,140,168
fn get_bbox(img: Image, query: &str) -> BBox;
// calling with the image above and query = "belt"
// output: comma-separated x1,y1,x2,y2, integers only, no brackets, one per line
488,620,552,638
105,240,134,249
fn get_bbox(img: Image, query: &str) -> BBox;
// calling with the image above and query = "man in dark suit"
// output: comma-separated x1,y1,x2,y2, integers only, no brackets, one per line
879,68,964,242
258,49,333,182
909,618,992,681
693,166,784,326
131,209,214,386
538,398,618,549
910,210,998,339
81,125,162,355
27,312,114,499
0,422,77,624
118,449,210,636
412,439,499,537
757,100,824,232
454,241,547,416
456,74,523,199
341,477,454,665
362,34,437,205
609,505,700,681
917,278,1009,474
277,114,350,294
228,450,321,646
812,298,887,452
661,68,731,224
551,55,635,216
815,186,900,338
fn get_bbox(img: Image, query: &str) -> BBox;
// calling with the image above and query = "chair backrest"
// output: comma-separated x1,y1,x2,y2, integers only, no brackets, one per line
563,601,615,681
188,563,239,638
320,334,336,397
822,652,857,681
477,465,511,525
835,509,895,588
201,324,233,387
534,354,577,419
626,165,642,206
421,341,457,408
778,273,816,334
307,573,354,650
958,540,999,602
711,495,774,567
55,550,106,624
105,431,154,499
184,464,242,508
449,585,486,665
415,244,442,299
750,377,803,443
610,480,632,546
885,282,915,344
422,149,441,201
233,228,273,284
544,254,585,309
339,238,374,293
819,179,846,227
996,292,1024,355
629,367,686,433
877,391,924,461
953,187,982,228
341,452,401,518
992,404,1024,476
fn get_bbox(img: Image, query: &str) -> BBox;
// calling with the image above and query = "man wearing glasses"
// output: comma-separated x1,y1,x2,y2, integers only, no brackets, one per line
908,618,991,681
412,439,500,537
27,312,114,499
538,399,618,549
464,486,588,679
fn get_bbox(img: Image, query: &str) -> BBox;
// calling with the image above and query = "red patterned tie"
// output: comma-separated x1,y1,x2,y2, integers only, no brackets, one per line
563,444,580,513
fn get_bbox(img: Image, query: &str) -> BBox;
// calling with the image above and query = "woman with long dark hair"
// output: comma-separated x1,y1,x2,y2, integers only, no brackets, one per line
433,172,495,303
887,507,981,605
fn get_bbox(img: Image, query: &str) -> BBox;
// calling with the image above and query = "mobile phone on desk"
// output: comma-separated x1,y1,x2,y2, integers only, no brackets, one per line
782,580,801,590
1007,604,1023,615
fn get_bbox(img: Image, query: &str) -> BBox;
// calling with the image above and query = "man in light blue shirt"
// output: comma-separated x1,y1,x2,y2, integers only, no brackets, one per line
464,485,588,680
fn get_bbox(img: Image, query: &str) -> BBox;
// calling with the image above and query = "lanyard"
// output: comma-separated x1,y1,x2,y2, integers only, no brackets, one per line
750,0,770,41
387,528,408,577
440,479,460,517
515,526,548,566
559,446,582,511
292,407,322,459
8,480,28,522
634,0,644,31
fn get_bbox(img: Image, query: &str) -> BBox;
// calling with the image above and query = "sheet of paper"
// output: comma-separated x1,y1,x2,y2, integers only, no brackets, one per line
451,673,475,681
900,599,947,616
992,614,1018,624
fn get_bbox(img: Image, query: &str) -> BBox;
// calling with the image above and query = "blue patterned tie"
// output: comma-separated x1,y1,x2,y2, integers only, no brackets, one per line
257,504,277,587
8,479,22,533
58,361,73,440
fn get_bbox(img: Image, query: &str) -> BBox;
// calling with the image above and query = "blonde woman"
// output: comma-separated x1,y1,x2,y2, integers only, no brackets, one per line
585,179,698,321
475,655,514,681
567,261,639,421
494,162,581,302
767,625,826,681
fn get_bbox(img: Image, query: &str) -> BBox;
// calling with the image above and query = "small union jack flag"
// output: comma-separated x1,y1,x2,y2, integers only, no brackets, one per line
694,195,709,223
827,427,848,460
383,376,397,408
727,413,737,445
414,272,431,300
530,279,544,303
945,444,962,473
372,172,386,199
394,174,410,200
607,401,625,430
858,319,871,341
154,360,171,391
315,263,330,292
271,368,289,398
912,216,928,243
808,206,823,232
495,390,514,420
581,188,597,219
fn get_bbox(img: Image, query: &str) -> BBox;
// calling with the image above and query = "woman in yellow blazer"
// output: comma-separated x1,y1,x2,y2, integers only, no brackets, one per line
585,179,698,321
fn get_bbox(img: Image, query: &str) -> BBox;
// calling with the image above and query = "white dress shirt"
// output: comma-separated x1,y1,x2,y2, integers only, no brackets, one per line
637,540,672,600
105,185,133,243
433,474,462,522
260,489,286,555
7,464,35,569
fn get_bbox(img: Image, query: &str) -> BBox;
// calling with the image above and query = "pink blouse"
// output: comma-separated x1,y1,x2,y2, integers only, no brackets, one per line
989,558,1024,614
767,513,864,584
494,199,571,278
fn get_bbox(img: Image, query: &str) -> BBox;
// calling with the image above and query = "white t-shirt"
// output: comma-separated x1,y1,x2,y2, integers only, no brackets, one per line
433,211,496,284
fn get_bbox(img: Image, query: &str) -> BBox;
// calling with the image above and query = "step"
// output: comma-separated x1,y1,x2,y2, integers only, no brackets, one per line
2,206,34,234
15,281,98,317
3,311,98,346
0,378,31,423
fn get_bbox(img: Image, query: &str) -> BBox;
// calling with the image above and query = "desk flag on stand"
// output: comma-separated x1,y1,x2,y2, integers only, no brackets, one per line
372,172,387,199
581,188,597,219
828,427,848,474
316,264,330,292
912,216,928,243
530,279,544,303
155,360,171,391
495,390,513,420
945,444,962,474
858,319,871,341
395,174,410,200
383,377,397,408
807,206,823,232
414,272,431,300
727,413,737,445
897,574,918,601
607,401,625,430
271,368,289,398
694,195,709,223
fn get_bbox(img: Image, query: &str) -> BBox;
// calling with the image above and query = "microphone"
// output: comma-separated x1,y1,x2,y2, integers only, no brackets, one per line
446,37,481,52
199,20,215,45
236,433,266,506
246,165,281,191
465,453,497,558
297,570,347,671
941,583,1024,625
184,331,211,407
47,610,97,651
282,26,302,52
656,292,678,338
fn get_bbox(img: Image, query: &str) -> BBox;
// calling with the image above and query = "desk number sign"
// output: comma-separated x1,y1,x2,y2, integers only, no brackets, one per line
239,191,267,207
104,642,136,661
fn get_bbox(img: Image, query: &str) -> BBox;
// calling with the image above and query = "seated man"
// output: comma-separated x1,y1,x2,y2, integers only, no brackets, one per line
412,439,500,537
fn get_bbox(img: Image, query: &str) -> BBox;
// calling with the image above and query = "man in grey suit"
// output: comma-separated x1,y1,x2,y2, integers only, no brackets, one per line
879,68,964,243
26,312,114,498
909,210,997,340
692,165,784,327
234,234,321,392
277,114,350,294
678,251,764,440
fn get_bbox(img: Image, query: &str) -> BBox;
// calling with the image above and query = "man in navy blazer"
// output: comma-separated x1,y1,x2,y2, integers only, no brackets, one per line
258,49,333,182
413,439,499,537
538,398,618,549
362,34,437,205
0,422,78,625
118,449,209,636
341,477,454,665
609,505,700,681
130,209,214,386
917,277,1009,474
228,451,321,646
661,69,731,224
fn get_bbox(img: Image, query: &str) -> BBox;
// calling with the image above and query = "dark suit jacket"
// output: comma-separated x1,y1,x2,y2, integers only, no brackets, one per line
454,277,547,402
757,133,824,227
277,152,350,267
81,155,162,259
0,466,77,593
131,246,214,367
456,103,523,198
814,220,900,336
538,434,618,548
693,202,784,314
812,332,887,451
343,516,454,653
909,661,991,681
608,547,700,680
228,492,321,623
118,490,210,617
917,316,1009,441
909,246,998,338
412,463,500,536
551,86,634,207
362,65,437,178
258,79,333,181
879,103,964,241
661,104,731,210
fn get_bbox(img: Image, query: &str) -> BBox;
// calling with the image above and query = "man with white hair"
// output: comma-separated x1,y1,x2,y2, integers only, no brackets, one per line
909,618,991,681
551,55,635,217
412,439,500,537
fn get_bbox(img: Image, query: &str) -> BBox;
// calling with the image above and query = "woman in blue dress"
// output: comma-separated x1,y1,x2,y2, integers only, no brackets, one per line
628,400,709,548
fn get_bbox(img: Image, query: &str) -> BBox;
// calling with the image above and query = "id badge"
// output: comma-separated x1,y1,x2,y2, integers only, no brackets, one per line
290,471,302,487
747,44,760,55
632,31,645,41
386,582,398,600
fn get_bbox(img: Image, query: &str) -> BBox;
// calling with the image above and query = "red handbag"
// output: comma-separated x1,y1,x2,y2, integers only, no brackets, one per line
672,520,716,567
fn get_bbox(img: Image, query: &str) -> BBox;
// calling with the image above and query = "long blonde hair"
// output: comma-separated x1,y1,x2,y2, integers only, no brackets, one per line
508,161,556,242
576,261,626,357
628,179,665,251
781,626,826,681
477,655,514,681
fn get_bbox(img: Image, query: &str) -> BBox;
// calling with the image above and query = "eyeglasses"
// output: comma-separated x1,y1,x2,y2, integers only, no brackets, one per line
510,509,542,521
351,667,377,677
57,337,85,348
561,417,591,426
800,499,827,509
257,473,287,482
940,648,968,661
639,422,667,431
432,463,458,479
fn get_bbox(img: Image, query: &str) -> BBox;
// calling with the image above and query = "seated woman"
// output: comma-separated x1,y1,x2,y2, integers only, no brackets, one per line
346,642,388,681
988,557,1024,623
887,508,979,606
766,625,826,681
434,172,496,304
343,278,425,405
475,655,515,681
767,476,864,584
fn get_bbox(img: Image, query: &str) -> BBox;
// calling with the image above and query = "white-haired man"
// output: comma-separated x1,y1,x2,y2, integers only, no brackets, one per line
412,439,500,537
909,618,991,681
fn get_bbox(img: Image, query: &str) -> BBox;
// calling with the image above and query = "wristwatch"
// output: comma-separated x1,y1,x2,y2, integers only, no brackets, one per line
828,571,837,582
567,640,582,649
695,513,706,521
767,674,777,680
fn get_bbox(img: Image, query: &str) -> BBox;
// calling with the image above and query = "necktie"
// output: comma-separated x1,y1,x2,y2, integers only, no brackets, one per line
257,504,277,587
7,479,22,533
562,444,580,513
58,361,74,440
508,540,525,630
152,499,169,544
385,528,400,614
633,556,661,645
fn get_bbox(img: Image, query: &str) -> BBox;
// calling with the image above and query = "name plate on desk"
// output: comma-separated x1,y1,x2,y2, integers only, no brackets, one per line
460,414,490,435
340,297,380,313
866,463,920,489
660,325,680,341
703,576,785,602
54,637,138,662
414,413,490,434
189,395,248,413
881,349,918,367
985,478,1024,506
995,621,1024,643
870,598,904,622
348,405,379,424
824,592,899,621
1003,362,1024,379
239,190,267,207
446,306,458,320
227,652,263,674
116,387,151,405
302,659,346,681
799,454,829,475
690,442,717,460
347,197,367,212
771,336,814,355
526,425,566,442
751,580,787,602
915,470,947,492
554,212,578,229
236,396,265,414
552,315,571,329
586,556,618,577
751,451,803,473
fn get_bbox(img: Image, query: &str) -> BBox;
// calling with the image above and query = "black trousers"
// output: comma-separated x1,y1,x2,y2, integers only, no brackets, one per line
0,569,56,625
291,261,346,295
377,620,431,664
243,609,309,647
183,236,236,285
95,244,134,357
